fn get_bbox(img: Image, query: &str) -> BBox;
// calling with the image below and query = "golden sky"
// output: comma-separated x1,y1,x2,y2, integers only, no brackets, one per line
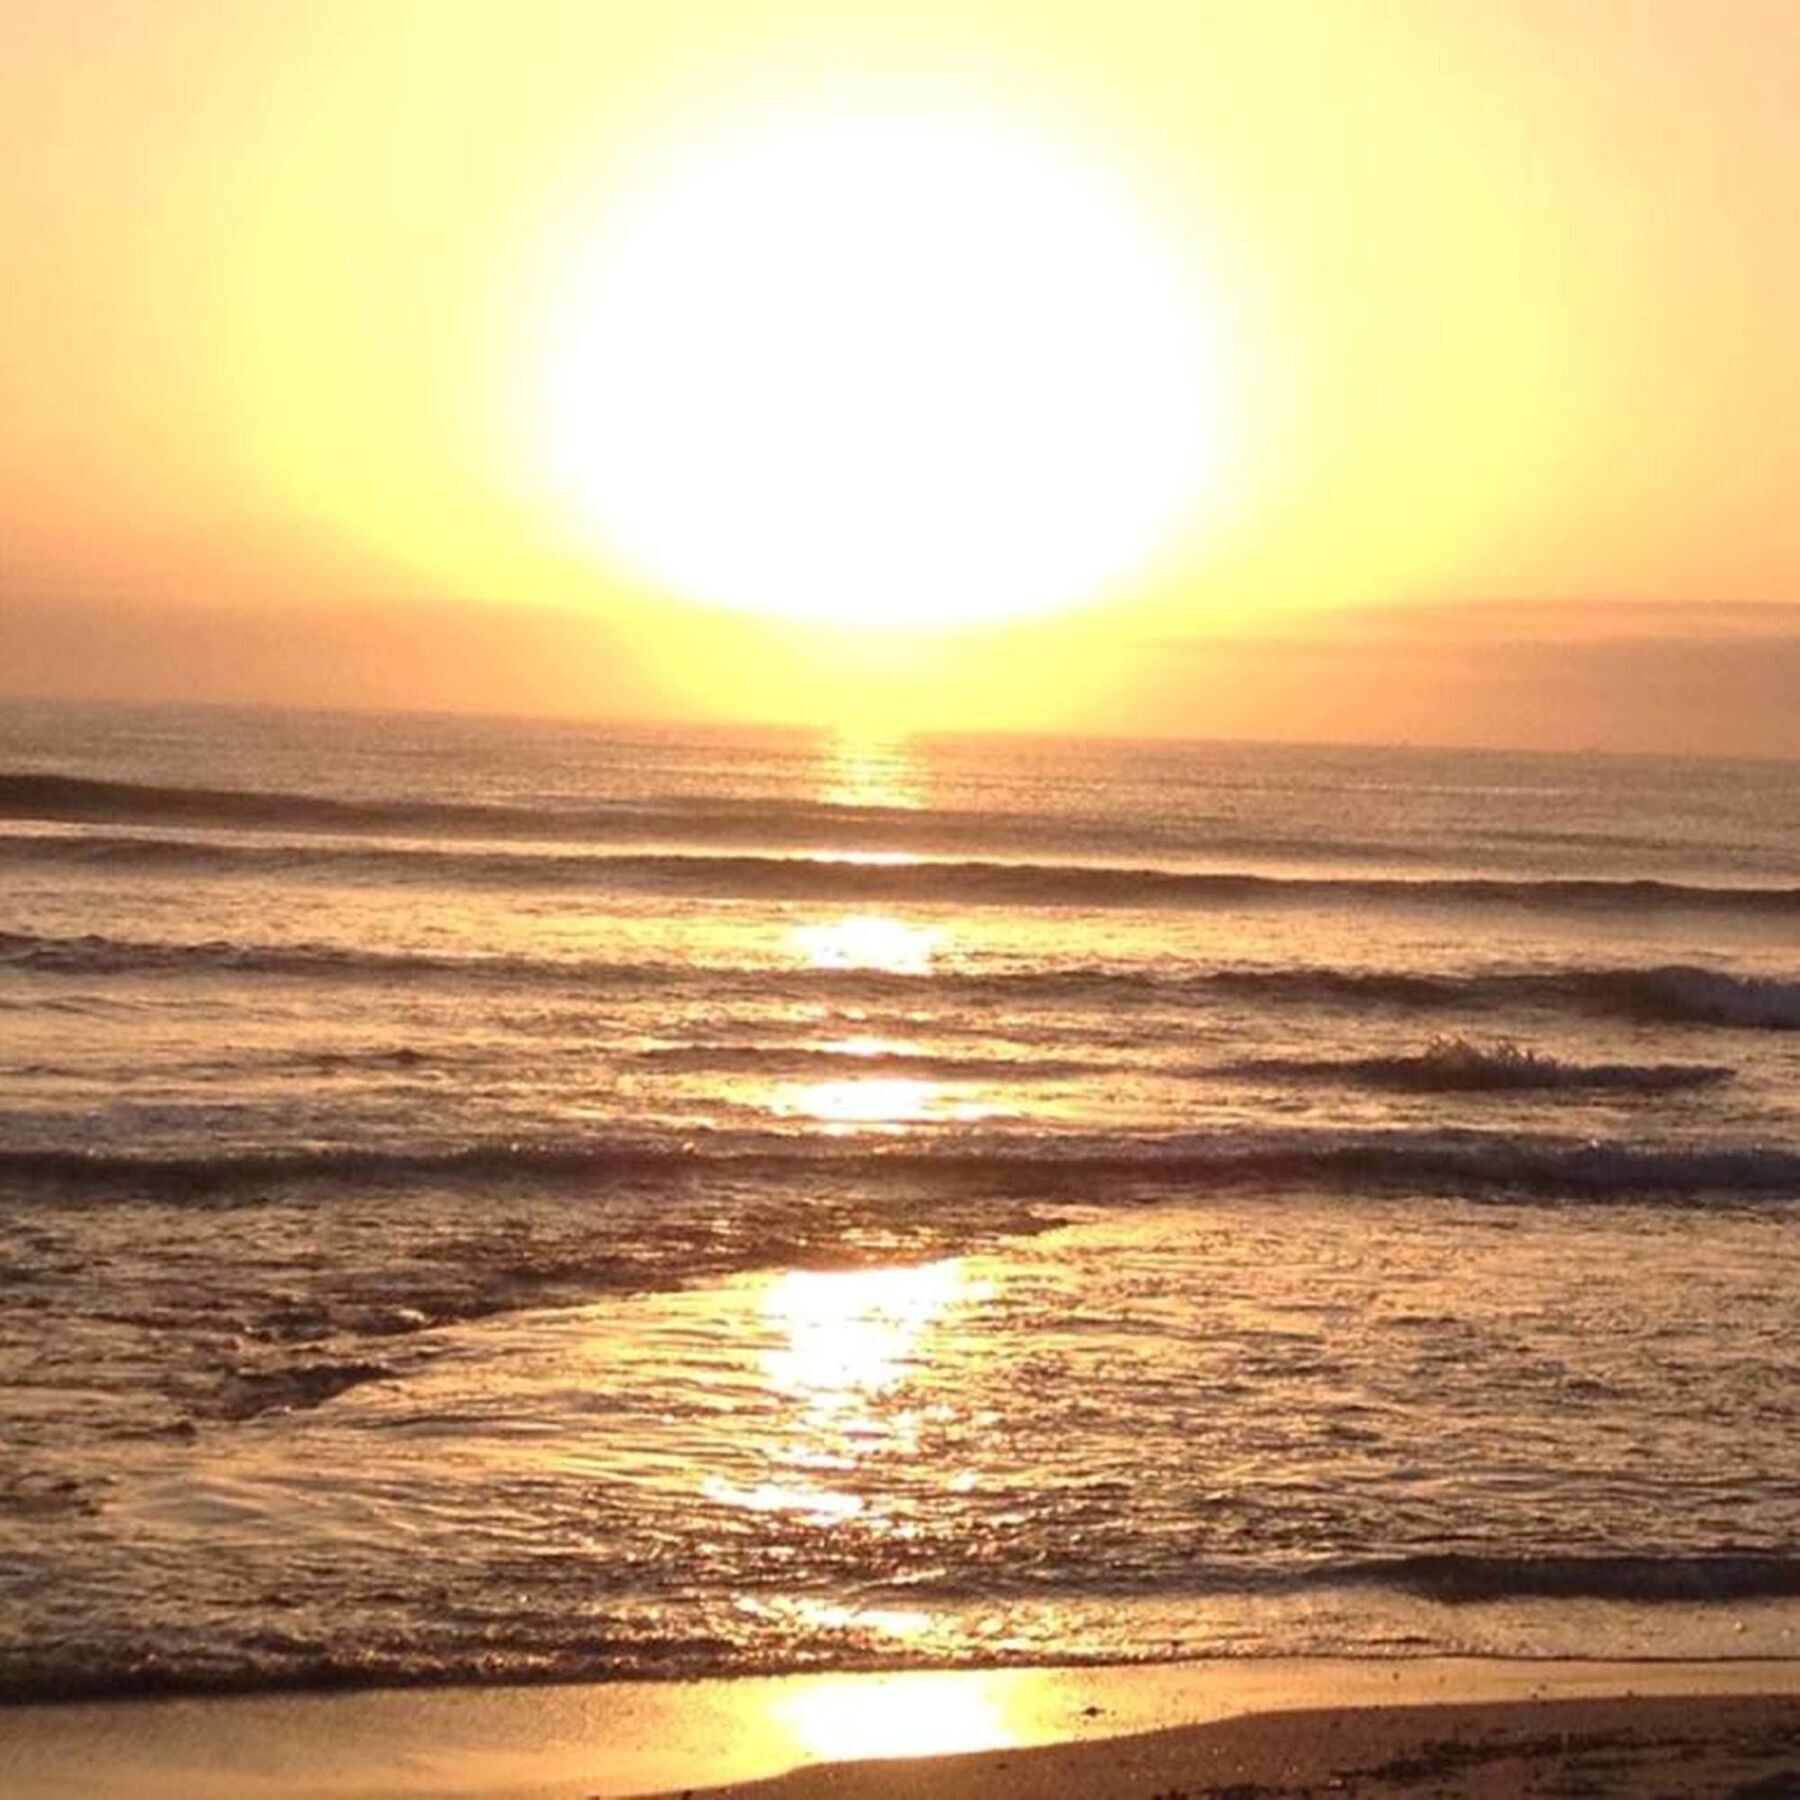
3,0,1798,752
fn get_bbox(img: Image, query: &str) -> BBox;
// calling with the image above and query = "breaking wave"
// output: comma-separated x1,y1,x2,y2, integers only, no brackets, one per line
5,831,1799,912
6,928,1797,1029
0,768,1525,865
1328,1551,1800,1605
7,1549,1796,1704
1215,1039,1733,1094
1213,965,1800,1031
3,1128,1797,1202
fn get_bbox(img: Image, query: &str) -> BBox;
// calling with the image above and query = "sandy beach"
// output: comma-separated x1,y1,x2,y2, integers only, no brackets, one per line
680,1695,1800,1799
4,1659,1799,1799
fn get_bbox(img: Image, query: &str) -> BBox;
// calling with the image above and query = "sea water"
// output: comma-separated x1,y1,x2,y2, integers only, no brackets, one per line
1,700,1796,1697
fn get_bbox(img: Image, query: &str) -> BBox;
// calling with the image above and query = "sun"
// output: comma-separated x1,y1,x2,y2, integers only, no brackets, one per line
540,98,1226,631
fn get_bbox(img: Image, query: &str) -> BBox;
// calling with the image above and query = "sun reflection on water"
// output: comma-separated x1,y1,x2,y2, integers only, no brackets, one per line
702,1259,985,1533
817,735,925,812
773,913,992,1129
788,912,939,974
823,1034,913,1060
773,1074,980,1127
763,1260,968,1405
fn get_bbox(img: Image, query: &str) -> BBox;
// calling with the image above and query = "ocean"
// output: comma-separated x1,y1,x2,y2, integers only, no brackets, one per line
1,699,1797,1701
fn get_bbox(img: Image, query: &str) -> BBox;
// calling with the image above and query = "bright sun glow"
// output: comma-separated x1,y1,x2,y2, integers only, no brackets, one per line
768,1669,1016,1763
544,99,1225,630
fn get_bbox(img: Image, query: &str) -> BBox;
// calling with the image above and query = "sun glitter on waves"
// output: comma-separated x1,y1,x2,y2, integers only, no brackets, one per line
700,1259,982,1529
540,94,1227,631
788,912,939,975
775,1075,948,1128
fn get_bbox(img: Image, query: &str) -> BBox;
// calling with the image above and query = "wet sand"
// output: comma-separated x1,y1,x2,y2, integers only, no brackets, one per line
4,1658,1798,1799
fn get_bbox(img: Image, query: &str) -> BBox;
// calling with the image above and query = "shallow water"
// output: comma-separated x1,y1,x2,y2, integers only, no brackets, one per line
1,702,1797,1697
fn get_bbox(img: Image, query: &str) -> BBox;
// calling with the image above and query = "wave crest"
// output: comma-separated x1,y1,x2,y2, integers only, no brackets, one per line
3,1128,1796,1202
1217,1038,1732,1094
1332,1551,1800,1604
5,929,1797,1030
6,831,1799,913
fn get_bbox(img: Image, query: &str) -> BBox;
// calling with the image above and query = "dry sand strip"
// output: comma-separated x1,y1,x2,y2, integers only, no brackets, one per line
671,1695,1800,1800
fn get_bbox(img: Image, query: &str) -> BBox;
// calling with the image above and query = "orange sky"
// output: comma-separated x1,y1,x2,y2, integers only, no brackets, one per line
3,0,1798,754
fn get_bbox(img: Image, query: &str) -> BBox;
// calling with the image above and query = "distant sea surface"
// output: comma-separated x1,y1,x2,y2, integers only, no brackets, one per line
2,700,1797,1700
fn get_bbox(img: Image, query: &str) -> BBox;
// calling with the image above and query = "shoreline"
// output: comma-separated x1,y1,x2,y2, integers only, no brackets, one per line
4,1656,1798,1799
